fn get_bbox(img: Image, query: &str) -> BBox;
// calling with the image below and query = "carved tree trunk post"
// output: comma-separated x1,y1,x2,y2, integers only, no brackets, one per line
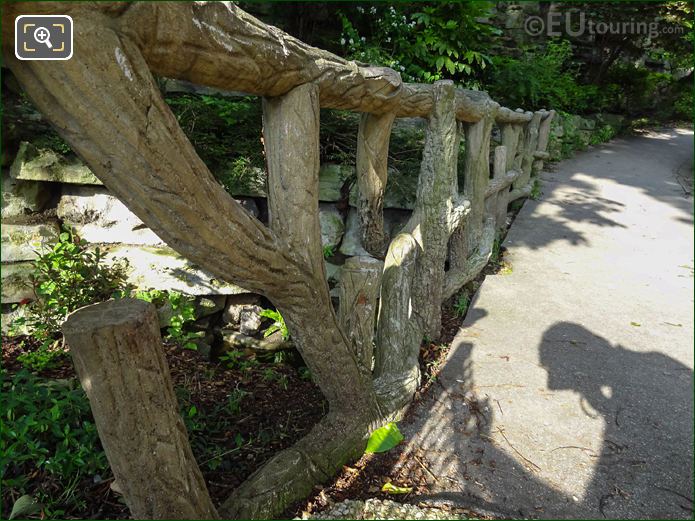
489,145,508,229
533,109,556,174
356,112,396,257
449,112,494,272
409,80,463,339
513,111,542,195
338,255,384,375
62,299,219,520
374,80,468,410
373,233,421,414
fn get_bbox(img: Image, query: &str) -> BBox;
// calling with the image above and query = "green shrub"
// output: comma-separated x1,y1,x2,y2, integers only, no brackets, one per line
134,289,198,350
338,4,496,86
453,294,469,317
13,229,130,371
487,40,599,113
0,370,109,517
259,308,290,341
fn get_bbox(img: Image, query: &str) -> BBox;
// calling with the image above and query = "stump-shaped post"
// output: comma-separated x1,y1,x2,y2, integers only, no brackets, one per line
62,299,218,520
533,109,556,174
338,255,384,375
490,145,509,229
449,112,494,271
356,112,396,257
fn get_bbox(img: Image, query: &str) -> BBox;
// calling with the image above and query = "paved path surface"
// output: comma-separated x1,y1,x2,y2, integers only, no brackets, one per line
401,128,694,519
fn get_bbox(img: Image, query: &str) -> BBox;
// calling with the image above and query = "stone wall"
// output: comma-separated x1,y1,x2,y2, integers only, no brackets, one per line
1,139,413,349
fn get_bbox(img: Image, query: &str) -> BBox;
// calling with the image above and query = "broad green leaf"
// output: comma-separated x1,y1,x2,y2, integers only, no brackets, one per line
381,482,412,494
365,422,403,453
10,495,42,520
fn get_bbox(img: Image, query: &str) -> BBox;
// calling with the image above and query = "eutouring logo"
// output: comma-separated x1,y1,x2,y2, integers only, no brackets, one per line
524,10,684,39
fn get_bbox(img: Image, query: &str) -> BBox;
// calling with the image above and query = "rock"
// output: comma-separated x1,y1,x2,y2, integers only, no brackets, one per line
325,261,341,285
1,304,30,336
339,208,410,256
239,305,263,335
1,222,60,262
319,204,345,250
235,197,260,219
339,209,369,257
1,262,34,303
1,170,51,218
222,294,262,326
216,166,267,197
349,166,418,210
10,141,103,185
99,244,251,295
57,185,164,246
195,296,226,318
319,163,352,202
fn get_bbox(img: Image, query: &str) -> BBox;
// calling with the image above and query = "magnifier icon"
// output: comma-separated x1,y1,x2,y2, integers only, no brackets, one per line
33,26,53,49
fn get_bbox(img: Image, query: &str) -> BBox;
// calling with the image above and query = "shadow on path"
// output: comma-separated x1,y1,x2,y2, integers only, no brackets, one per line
400,322,693,519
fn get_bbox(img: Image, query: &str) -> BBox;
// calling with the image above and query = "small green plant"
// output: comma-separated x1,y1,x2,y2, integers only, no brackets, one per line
589,124,616,145
13,229,130,370
1,369,109,517
322,244,335,259
490,236,503,264
530,178,543,200
135,289,198,349
453,294,470,317
259,308,290,341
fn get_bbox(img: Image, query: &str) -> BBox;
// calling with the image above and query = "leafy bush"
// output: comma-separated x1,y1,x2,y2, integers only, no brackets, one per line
134,289,198,350
487,40,599,113
338,4,497,86
453,294,470,317
13,229,130,370
259,309,289,341
0,370,109,517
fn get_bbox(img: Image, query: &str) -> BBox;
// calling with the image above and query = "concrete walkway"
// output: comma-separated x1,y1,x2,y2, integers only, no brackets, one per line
402,128,694,519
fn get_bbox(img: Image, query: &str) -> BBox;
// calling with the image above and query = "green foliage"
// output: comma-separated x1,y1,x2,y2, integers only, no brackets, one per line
365,422,404,454
175,385,247,471
13,230,130,371
338,4,496,86
1,370,109,517
164,93,266,194
453,294,470,317
530,179,543,201
133,289,198,349
490,236,503,265
260,308,290,341
219,349,259,374
487,40,599,113
589,125,617,146
322,245,335,259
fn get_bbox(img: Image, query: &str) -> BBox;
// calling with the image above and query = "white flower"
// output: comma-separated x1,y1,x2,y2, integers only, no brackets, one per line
370,6,377,14
386,37,391,43
340,38,346,45
349,38,354,45
361,36,366,42
400,65,405,71
356,6,364,13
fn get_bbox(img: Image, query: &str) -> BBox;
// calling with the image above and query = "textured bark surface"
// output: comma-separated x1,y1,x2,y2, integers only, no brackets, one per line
515,111,543,190
338,256,384,374
487,146,510,230
408,81,465,340
533,110,556,174
448,112,494,280
62,299,218,520
373,233,421,413
356,112,396,256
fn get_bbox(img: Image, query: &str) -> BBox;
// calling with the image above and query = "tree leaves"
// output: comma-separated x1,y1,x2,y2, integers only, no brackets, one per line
365,422,404,453
9,495,42,519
